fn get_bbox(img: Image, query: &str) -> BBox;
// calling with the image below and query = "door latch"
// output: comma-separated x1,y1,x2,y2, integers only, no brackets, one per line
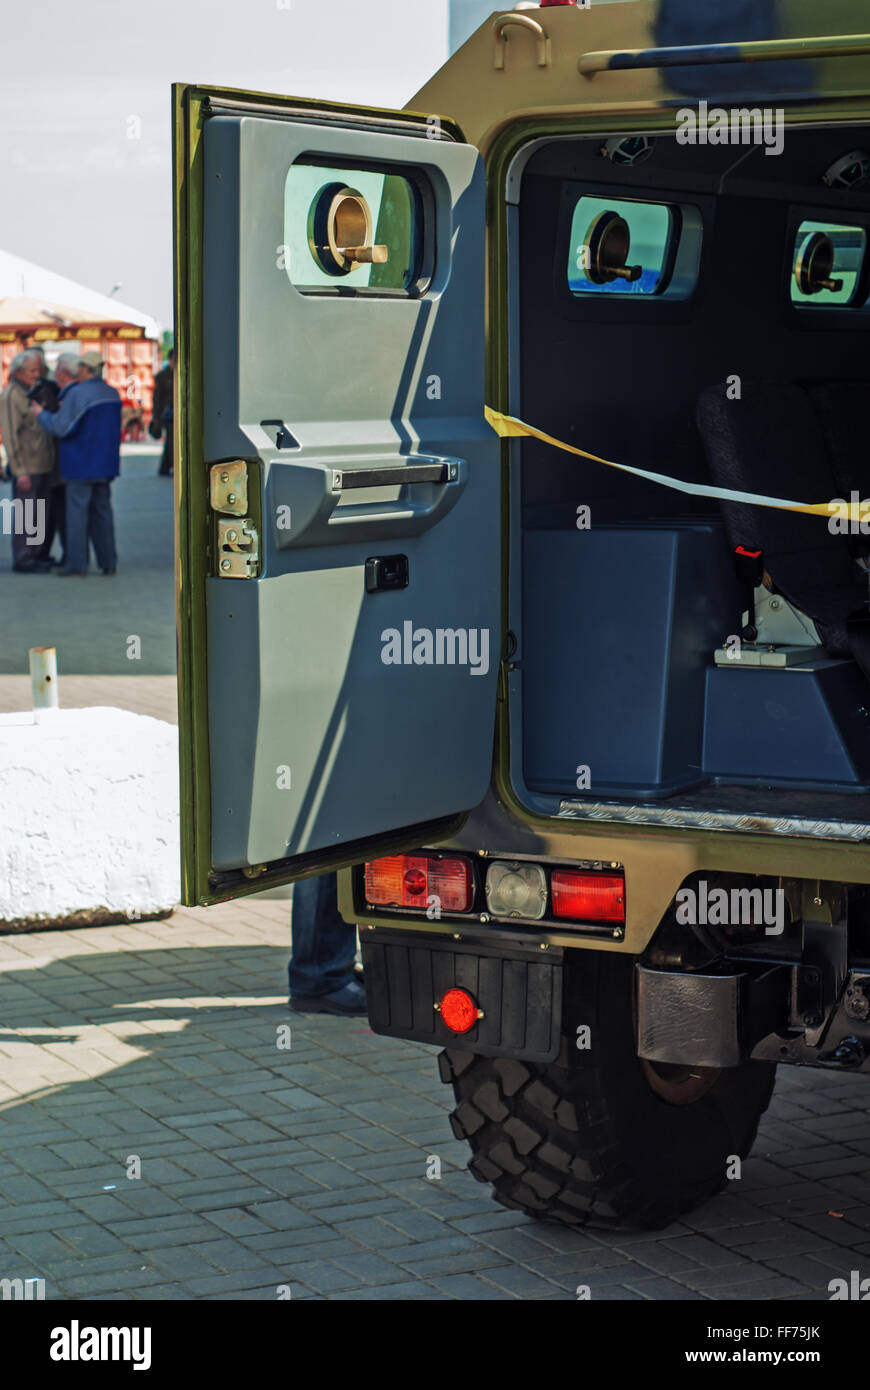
210,461,248,515
217,518,259,578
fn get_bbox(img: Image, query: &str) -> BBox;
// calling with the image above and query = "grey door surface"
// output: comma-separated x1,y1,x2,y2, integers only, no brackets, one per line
179,92,500,897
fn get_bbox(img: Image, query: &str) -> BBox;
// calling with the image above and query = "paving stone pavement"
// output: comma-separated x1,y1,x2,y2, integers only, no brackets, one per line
2,902,870,1302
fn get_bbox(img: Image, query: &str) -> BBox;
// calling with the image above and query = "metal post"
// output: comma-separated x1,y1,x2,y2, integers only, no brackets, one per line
29,647,58,712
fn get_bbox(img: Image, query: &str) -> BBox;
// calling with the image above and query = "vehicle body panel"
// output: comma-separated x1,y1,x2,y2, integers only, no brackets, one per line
174,86,499,905
177,2,870,936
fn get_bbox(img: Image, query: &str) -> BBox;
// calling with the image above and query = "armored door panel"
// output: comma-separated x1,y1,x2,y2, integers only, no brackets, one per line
174,88,499,902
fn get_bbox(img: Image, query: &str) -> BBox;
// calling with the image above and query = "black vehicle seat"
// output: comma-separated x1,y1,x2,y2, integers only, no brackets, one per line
696,381,868,657
807,381,870,559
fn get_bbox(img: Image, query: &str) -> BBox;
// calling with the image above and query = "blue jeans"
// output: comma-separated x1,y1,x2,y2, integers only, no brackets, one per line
65,479,117,573
288,873,357,998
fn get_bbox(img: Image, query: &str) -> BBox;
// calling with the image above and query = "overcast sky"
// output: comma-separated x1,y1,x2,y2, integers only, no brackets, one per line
1,0,452,329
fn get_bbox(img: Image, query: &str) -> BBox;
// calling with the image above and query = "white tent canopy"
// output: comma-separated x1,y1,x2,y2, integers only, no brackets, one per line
0,248,160,341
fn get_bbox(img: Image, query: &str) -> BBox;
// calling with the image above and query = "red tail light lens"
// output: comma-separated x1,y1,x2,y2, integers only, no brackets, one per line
364,854,473,912
551,871,625,922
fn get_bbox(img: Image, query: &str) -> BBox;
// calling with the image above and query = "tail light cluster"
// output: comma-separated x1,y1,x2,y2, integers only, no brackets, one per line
364,855,473,913
363,854,624,926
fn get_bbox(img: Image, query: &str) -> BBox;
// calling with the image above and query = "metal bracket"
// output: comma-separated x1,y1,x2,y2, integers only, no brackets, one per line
636,963,788,1068
217,518,259,579
242,863,268,880
798,881,849,1046
210,461,248,516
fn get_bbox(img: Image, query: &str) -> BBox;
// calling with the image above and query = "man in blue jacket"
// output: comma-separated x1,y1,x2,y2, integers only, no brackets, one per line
32,352,121,576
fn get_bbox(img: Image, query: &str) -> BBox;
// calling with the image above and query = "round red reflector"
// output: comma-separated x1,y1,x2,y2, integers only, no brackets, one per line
439,987,479,1034
403,868,427,897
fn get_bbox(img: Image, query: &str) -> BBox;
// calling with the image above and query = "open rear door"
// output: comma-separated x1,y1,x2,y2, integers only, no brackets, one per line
173,86,500,904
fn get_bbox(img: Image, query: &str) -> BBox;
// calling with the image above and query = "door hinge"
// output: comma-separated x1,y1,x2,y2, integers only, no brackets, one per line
217,517,259,578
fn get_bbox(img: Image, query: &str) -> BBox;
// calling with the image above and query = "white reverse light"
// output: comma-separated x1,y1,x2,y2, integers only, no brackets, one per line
485,861,547,920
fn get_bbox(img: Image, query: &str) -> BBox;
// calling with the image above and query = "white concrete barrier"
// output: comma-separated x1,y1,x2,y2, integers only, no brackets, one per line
0,707,180,930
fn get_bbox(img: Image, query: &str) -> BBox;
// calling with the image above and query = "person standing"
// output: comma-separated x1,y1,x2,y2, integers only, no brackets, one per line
0,350,56,573
24,346,65,566
32,352,121,577
149,349,174,476
26,346,61,412
288,872,367,1015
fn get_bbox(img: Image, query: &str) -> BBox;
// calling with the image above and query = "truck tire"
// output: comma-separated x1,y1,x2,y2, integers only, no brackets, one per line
439,949,776,1229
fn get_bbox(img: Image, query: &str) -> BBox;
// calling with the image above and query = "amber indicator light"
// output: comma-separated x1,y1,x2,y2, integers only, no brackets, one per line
364,854,473,912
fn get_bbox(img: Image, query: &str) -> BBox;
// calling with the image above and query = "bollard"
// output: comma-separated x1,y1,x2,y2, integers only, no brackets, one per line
29,647,59,713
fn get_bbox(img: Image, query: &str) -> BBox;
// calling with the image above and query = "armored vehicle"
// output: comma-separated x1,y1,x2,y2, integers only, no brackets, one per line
174,0,870,1227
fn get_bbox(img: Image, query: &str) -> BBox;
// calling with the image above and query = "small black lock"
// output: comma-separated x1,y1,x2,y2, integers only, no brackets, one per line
365,554,409,593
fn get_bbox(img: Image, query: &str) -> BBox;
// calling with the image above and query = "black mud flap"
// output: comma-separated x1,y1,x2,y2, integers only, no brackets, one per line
361,928,563,1062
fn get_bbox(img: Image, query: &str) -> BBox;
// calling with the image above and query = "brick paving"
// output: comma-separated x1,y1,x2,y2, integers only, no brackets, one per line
2,418,865,1302
1,904,870,1301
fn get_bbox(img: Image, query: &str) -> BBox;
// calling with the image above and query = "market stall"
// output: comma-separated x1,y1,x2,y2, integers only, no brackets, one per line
0,250,161,427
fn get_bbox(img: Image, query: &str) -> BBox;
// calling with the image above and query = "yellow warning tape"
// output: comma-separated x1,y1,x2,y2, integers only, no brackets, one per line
485,407,867,524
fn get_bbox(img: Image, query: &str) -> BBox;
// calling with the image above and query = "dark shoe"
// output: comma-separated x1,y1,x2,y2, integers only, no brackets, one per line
54,567,87,576
289,979,367,1016
101,568,117,576
13,561,51,574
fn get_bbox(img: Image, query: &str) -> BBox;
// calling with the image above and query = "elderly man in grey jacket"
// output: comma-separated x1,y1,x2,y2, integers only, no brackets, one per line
0,350,55,572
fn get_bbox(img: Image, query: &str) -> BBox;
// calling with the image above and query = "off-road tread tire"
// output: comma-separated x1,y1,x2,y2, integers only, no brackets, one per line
441,950,775,1229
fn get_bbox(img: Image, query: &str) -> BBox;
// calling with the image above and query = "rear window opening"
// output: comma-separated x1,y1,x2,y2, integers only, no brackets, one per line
509,123,870,843
568,196,677,296
790,219,868,305
283,157,427,294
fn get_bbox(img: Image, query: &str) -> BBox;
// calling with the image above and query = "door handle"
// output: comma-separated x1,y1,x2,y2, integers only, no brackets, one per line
493,13,551,70
336,461,457,489
265,456,467,550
